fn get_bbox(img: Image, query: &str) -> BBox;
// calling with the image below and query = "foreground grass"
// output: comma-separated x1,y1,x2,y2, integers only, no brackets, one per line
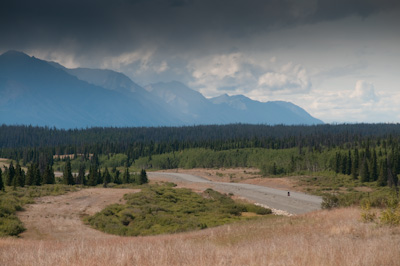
0,185,78,237
86,184,271,236
1,207,399,266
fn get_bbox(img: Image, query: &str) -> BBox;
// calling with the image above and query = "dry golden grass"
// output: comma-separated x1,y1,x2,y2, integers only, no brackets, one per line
2,207,400,266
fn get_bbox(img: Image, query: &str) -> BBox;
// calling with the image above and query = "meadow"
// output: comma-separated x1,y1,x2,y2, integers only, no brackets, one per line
1,207,399,266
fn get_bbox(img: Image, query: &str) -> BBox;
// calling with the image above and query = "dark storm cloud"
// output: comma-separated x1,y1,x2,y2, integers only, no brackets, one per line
1,0,399,56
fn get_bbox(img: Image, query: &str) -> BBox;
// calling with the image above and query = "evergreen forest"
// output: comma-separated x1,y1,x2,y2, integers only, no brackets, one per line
1,123,400,191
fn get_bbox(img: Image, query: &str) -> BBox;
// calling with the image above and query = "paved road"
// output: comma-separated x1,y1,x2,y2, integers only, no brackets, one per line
149,172,322,215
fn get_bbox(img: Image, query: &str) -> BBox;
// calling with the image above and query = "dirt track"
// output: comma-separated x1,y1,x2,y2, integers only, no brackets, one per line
17,188,138,241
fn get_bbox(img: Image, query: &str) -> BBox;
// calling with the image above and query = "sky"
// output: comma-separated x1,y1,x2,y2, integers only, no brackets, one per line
1,0,400,123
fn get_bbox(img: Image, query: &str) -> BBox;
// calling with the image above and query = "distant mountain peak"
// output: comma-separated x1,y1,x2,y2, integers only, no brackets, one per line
0,50,33,62
0,51,324,128
210,94,251,110
2,50,28,57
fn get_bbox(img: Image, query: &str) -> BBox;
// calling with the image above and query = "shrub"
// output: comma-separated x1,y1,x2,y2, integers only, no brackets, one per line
360,200,377,223
321,194,339,209
86,185,271,236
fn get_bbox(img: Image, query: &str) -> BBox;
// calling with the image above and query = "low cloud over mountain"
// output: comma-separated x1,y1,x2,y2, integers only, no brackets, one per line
0,51,323,128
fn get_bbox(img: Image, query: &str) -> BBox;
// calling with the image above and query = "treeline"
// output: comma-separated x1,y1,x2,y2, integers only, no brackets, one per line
0,161,55,191
3,123,400,189
0,156,148,190
3,123,400,167
333,145,400,187
133,143,400,188
61,156,148,187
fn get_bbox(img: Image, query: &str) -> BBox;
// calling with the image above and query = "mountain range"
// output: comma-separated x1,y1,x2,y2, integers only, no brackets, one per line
0,50,323,128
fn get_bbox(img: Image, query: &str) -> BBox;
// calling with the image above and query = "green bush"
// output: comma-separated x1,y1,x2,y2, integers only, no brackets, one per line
360,200,377,223
321,194,339,209
86,185,272,236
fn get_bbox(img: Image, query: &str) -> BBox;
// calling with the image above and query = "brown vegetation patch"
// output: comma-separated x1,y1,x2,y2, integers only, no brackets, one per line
354,187,374,192
0,158,9,169
17,188,139,241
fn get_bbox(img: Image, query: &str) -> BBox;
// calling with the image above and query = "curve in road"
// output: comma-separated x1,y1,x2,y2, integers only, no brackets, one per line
149,172,322,215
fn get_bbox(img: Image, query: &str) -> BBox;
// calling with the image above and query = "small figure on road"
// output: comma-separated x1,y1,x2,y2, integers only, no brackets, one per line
287,191,290,196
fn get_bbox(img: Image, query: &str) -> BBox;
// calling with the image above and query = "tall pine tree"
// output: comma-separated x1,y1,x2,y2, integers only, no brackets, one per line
6,161,15,186
25,163,34,186
87,164,98,186
346,150,352,175
34,163,42,186
15,162,25,187
351,148,359,179
377,158,388,186
370,150,378,182
76,163,86,185
360,158,370,182
63,159,74,185
42,164,55,184
0,168,4,191
138,169,148,185
103,167,111,184
113,169,121,184
122,168,129,184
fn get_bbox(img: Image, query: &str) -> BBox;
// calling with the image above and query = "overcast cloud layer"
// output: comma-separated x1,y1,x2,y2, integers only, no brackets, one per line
1,0,400,123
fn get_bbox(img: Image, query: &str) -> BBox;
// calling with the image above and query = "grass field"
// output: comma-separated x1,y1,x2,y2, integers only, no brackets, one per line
1,167,400,265
1,207,399,266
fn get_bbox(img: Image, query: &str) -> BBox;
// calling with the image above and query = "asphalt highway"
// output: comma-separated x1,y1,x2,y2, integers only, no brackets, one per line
149,172,322,215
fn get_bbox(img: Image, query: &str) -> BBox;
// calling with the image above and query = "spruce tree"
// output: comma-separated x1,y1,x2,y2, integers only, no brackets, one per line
377,159,388,186
43,165,55,184
0,168,4,191
42,165,49,185
76,164,86,185
370,150,378,182
346,150,352,175
15,163,24,187
87,164,98,186
113,169,121,184
34,164,42,186
97,169,102,185
351,148,359,179
139,169,148,185
63,159,74,185
341,154,347,174
6,161,15,186
103,167,111,184
12,171,17,190
122,168,129,184
360,158,370,182
49,165,55,184
25,163,34,186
